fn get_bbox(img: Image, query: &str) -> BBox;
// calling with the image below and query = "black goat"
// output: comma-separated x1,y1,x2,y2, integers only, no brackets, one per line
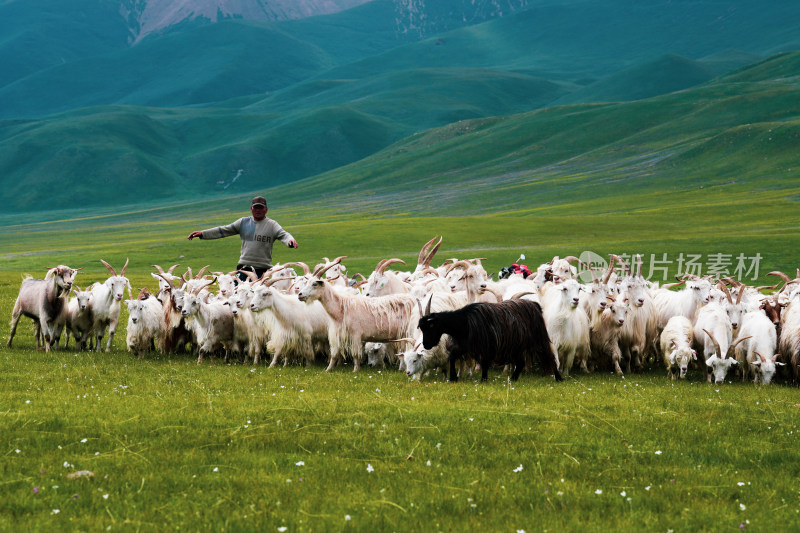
418,298,563,382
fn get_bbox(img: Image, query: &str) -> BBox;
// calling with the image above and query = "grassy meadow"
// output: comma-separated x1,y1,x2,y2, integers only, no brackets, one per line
1,194,799,531
1,43,800,533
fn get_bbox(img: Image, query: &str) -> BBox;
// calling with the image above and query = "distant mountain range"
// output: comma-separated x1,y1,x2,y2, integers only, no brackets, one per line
1,0,799,213
122,0,373,43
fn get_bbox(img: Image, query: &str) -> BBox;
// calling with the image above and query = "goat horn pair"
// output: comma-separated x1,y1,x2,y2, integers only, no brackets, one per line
422,237,443,268
281,261,310,275
100,258,129,277
417,236,440,266
195,265,210,279
445,260,472,275
152,264,180,275
262,276,294,287
608,254,631,277
313,256,346,278
602,256,617,285
376,258,406,275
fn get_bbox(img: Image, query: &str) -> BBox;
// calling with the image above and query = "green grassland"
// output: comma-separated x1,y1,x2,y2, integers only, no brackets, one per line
2,37,800,533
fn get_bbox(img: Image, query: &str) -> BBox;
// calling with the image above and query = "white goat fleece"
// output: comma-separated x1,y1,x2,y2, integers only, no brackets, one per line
660,316,695,379
735,310,781,384
542,279,589,377
298,272,418,372
249,284,330,367
125,297,164,358
66,287,94,350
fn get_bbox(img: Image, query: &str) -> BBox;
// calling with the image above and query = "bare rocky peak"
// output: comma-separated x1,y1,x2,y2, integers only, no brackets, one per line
121,0,373,43
391,0,531,38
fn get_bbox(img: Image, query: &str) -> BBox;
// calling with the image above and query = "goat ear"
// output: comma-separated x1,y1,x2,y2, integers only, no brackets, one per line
705,356,716,367
691,350,697,360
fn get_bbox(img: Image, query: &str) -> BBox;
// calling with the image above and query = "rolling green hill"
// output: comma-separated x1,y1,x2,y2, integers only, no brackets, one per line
262,50,800,222
2,50,800,217
3,1,799,120
552,54,720,105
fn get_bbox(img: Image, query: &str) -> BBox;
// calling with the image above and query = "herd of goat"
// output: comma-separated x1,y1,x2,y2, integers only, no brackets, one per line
6,236,800,385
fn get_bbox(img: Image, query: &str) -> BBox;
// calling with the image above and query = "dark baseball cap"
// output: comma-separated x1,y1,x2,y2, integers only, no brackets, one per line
251,196,267,208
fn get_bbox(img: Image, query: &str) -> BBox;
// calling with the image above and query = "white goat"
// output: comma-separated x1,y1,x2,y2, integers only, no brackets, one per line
364,258,411,297
541,278,590,376
154,274,194,354
297,259,417,372
249,277,331,367
734,309,782,384
588,297,628,375
65,285,94,350
365,342,401,369
8,265,80,351
151,264,181,294
659,316,696,379
778,283,800,382
181,279,235,363
615,255,659,372
90,259,132,352
653,277,712,330
125,295,164,358
399,293,467,381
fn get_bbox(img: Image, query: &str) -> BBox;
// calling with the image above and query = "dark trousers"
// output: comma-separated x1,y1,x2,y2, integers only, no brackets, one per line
236,264,268,283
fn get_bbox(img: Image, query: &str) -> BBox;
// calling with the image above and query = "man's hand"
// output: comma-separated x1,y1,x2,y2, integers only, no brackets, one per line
288,239,299,249
188,231,202,240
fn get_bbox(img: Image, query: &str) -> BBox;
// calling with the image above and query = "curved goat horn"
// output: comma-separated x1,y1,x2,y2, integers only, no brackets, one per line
768,271,792,283
281,261,310,275
423,236,443,268
195,265,210,279
377,258,406,275
602,256,616,285
100,259,117,277
121,258,129,276
417,236,439,265
662,279,686,290
717,281,733,304
608,254,630,276
702,329,722,358
445,260,472,275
